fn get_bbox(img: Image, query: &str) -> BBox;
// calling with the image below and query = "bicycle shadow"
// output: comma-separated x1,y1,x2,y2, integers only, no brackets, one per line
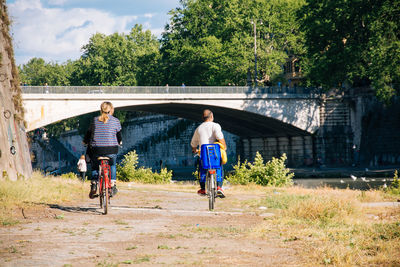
47,204,102,215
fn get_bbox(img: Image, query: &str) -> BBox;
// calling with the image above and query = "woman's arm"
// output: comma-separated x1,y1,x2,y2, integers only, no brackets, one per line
116,131,122,145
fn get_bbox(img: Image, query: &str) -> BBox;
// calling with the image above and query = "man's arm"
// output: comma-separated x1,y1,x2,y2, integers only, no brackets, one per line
190,129,199,153
218,138,227,150
214,123,227,150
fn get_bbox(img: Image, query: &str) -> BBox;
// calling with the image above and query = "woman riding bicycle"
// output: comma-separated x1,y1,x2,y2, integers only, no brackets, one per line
83,101,122,199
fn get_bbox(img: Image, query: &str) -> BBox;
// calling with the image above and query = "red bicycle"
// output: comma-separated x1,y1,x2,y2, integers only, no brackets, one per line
97,156,111,214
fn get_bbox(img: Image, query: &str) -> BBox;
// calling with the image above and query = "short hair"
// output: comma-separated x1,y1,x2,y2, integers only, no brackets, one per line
202,109,213,121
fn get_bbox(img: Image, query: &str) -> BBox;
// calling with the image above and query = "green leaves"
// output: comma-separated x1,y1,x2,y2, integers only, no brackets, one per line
71,25,161,86
19,58,72,86
162,0,305,86
116,150,172,183
299,0,400,101
228,152,294,186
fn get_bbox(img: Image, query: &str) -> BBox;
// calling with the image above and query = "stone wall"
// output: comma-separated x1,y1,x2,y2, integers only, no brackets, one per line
359,96,400,166
119,115,238,171
30,114,239,178
0,2,32,180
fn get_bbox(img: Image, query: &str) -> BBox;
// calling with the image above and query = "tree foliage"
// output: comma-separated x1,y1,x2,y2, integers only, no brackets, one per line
299,0,400,102
70,24,162,86
18,57,73,86
161,0,305,86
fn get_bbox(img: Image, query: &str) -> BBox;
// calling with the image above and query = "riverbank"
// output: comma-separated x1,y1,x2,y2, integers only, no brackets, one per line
292,166,400,178
170,165,400,181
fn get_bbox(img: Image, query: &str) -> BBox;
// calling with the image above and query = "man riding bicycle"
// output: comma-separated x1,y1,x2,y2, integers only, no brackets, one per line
191,109,227,197
83,101,122,199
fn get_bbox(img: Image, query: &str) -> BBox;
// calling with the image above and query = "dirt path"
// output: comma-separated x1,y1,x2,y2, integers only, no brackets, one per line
0,184,303,266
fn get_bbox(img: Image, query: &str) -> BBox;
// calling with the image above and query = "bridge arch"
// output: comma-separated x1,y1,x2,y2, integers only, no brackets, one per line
22,86,320,136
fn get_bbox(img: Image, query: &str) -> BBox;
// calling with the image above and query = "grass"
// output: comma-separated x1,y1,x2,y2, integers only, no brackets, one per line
1,172,399,266
246,186,400,266
0,171,86,226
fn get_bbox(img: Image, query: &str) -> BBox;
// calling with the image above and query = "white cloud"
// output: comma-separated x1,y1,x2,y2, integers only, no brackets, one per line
46,0,67,5
144,13,155,18
9,0,138,64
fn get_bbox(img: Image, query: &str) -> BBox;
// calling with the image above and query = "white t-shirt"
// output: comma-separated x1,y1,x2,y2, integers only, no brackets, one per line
77,159,87,172
191,121,224,148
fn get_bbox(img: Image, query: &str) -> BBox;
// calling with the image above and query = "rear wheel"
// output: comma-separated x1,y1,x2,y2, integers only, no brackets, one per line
102,171,108,215
208,173,215,211
99,167,103,209
103,179,108,215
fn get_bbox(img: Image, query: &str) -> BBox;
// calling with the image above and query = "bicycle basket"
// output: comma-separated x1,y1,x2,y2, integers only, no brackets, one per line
200,144,222,169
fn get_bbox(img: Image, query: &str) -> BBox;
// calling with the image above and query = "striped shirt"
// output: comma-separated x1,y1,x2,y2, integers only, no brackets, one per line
91,115,122,147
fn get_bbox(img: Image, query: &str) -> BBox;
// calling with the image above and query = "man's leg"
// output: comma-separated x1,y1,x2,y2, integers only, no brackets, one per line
216,167,225,198
198,158,206,195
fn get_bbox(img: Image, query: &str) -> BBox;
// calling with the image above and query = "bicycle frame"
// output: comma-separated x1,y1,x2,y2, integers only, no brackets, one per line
98,157,111,215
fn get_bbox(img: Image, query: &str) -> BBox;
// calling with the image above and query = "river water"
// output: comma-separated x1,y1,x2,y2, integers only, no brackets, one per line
294,178,391,190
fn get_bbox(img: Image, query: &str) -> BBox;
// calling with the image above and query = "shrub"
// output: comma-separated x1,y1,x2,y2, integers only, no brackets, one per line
117,150,172,183
227,152,293,186
387,170,400,195
117,150,139,182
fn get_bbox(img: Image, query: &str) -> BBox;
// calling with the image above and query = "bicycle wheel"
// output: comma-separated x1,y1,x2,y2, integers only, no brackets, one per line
102,172,108,215
208,173,215,210
99,166,103,209
103,177,109,215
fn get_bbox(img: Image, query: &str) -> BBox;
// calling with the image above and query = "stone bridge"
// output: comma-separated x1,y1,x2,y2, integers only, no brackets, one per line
22,86,321,138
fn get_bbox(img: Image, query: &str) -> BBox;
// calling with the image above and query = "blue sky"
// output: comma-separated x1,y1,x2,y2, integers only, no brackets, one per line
6,0,181,65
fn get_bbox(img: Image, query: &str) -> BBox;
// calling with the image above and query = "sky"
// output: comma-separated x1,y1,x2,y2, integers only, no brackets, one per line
6,0,181,65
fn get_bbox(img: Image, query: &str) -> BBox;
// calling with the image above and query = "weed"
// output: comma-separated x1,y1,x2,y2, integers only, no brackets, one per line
55,214,64,220
96,260,118,267
114,220,128,225
132,255,151,264
126,246,137,250
9,246,17,253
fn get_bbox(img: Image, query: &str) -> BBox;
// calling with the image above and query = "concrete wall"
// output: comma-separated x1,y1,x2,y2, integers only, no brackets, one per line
0,3,32,180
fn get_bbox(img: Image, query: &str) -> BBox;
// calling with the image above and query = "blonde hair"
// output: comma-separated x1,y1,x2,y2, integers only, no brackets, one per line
99,101,114,123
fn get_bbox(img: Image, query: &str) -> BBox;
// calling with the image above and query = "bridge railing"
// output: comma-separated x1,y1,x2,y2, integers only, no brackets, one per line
21,86,319,95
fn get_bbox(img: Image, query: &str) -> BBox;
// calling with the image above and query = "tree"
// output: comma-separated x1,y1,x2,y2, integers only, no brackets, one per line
18,57,72,86
70,25,162,86
299,0,400,102
161,0,305,86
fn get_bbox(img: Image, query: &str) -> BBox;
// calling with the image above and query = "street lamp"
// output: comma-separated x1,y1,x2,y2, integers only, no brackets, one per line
251,19,262,87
